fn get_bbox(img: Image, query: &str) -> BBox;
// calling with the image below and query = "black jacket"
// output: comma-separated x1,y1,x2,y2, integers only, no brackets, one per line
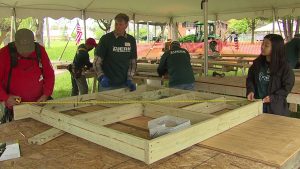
73,44,93,69
246,56,295,116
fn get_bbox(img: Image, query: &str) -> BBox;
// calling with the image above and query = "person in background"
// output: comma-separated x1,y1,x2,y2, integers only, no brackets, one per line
157,41,195,90
69,38,97,96
285,34,300,69
94,13,137,92
246,34,295,116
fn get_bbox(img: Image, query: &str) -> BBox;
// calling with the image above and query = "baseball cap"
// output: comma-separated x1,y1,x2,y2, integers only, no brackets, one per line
15,28,35,54
170,41,180,48
86,38,97,47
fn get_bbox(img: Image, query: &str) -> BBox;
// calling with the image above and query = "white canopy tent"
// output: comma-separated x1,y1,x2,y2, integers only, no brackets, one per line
0,0,300,21
1,0,300,75
255,21,297,32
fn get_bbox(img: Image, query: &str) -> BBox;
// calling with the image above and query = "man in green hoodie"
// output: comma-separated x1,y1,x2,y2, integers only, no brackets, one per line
157,41,195,90
286,34,300,69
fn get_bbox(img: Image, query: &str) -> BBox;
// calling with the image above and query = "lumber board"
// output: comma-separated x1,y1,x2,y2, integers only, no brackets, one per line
220,53,258,58
119,116,152,131
195,81,246,97
120,88,190,101
143,103,214,124
21,104,147,162
99,84,160,98
27,103,143,145
14,104,32,120
28,128,65,145
106,123,150,140
147,101,262,164
181,96,228,114
42,93,97,111
190,58,252,68
289,103,298,112
157,92,221,108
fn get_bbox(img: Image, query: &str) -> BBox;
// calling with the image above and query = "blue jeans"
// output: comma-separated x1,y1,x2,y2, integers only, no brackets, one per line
170,83,194,91
263,103,268,113
98,83,126,92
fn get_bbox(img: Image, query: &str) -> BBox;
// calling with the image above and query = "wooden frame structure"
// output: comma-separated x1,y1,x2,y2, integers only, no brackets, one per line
194,76,300,112
14,87,262,164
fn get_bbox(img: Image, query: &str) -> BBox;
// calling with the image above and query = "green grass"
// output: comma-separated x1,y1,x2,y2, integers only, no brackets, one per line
45,40,79,61
52,72,71,98
47,40,94,99
52,72,94,99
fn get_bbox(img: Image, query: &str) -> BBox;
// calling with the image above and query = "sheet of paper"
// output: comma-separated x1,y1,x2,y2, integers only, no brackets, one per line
0,141,21,161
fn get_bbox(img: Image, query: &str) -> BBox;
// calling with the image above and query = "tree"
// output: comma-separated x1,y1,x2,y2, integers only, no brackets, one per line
0,18,22,45
282,16,300,41
33,18,44,45
96,19,112,33
138,27,148,41
228,19,250,34
18,17,36,30
61,24,68,41
246,17,272,44
249,19,256,44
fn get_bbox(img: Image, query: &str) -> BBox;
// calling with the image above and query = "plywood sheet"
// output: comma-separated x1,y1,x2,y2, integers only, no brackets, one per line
0,119,276,168
200,114,300,168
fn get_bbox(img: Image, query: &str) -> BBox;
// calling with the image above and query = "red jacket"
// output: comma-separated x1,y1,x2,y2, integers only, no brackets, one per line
0,44,55,104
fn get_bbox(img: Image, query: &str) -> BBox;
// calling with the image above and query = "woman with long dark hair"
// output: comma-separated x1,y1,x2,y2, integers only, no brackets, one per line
246,34,295,116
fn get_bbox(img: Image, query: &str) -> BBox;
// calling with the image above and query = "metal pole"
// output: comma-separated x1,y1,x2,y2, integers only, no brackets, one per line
133,13,136,38
169,17,173,40
147,21,150,43
203,0,209,76
10,8,16,42
127,22,130,33
272,8,275,34
173,22,179,40
154,25,156,38
137,23,140,43
81,10,87,41
46,17,51,48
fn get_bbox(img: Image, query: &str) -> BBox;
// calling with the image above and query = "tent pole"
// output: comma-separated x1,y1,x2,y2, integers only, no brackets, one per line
81,10,87,41
46,17,51,48
133,13,136,38
147,21,150,43
127,21,130,33
272,8,275,34
154,25,156,38
137,23,140,43
10,8,16,42
202,0,209,76
169,17,173,40
172,22,178,40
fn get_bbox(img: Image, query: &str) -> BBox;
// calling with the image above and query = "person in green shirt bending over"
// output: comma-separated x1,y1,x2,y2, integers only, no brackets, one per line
94,13,137,92
157,41,195,90
285,34,300,69
69,38,97,96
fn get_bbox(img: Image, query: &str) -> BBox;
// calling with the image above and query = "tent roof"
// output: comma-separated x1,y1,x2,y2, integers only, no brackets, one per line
0,0,300,22
255,21,297,32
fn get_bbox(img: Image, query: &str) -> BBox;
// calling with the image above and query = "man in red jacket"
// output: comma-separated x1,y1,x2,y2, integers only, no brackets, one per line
0,28,55,123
